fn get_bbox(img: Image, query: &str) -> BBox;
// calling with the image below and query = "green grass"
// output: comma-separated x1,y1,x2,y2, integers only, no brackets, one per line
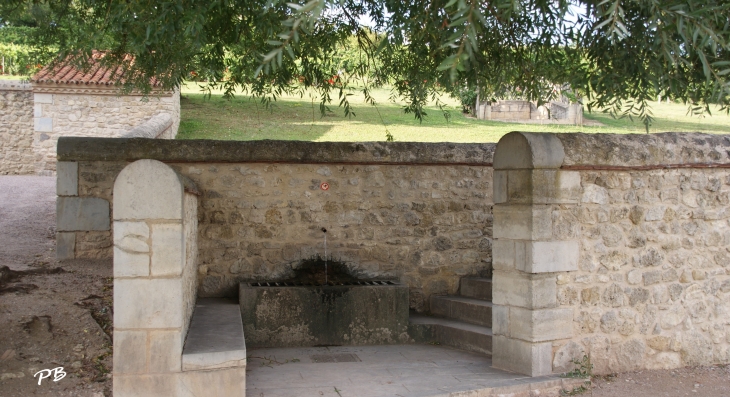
177,83,730,142
0,75,29,80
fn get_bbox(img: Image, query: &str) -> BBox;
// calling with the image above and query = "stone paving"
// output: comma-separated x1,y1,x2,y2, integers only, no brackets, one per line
246,344,585,397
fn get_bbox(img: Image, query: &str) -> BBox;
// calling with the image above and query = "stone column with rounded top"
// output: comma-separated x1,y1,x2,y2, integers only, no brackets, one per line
491,132,581,376
112,159,245,397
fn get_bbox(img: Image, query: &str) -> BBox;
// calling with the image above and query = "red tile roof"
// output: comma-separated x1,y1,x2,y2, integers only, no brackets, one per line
31,51,161,86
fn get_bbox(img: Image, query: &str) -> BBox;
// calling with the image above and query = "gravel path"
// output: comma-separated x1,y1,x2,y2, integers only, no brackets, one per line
0,176,57,269
0,176,112,397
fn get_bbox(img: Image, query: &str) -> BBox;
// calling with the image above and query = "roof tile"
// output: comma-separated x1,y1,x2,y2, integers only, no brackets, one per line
31,51,161,87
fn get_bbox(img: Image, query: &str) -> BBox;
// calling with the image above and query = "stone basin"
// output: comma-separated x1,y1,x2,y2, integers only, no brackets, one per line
239,281,409,348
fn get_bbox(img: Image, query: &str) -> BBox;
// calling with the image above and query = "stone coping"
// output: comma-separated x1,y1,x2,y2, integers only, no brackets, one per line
57,137,496,164
32,82,175,96
555,132,730,168
0,80,32,91
121,113,173,139
182,298,246,372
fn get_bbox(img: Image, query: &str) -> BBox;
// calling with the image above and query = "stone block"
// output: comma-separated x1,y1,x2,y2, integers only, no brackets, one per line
57,197,110,231
178,367,246,397
113,374,177,397
57,162,78,196
492,335,553,376
430,295,492,327
149,330,183,373
553,171,581,203
115,221,150,252
492,271,557,309
492,239,515,270
183,299,246,371
56,232,75,260
114,221,150,277
33,93,53,104
508,307,574,342
33,103,43,117
114,278,183,329
113,330,147,374
493,204,552,240
151,223,184,276
516,240,580,273
496,170,581,204
504,170,534,203
114,159,183,221
492,304,509,336
459,277,492,301
582,184,608,205
493,132,565,170
114,247,149,277
493,170,507,203
34,117,52,132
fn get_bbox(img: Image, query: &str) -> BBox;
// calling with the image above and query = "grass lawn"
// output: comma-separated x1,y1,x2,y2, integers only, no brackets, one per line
0,75,29,80
183,83,727,143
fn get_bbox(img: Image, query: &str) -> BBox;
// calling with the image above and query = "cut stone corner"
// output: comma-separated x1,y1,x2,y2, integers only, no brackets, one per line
492,335,553,377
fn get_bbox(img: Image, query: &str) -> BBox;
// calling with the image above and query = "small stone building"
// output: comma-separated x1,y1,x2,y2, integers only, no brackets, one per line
475,100,583,125
0,55,180,175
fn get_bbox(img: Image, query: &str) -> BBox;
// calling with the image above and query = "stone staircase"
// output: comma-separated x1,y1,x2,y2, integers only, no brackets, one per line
409,277,493,356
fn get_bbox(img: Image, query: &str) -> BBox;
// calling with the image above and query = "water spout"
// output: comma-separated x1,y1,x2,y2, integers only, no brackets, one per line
321,227,328,285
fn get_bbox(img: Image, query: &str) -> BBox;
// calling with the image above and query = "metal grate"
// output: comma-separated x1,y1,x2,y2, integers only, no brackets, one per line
310,353,361,363
248,280,397,287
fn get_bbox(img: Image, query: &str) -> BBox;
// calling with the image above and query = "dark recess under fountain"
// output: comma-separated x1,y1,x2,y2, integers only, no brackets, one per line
239,255,409,348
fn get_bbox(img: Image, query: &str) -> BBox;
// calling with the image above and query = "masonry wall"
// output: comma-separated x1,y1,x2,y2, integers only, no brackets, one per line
549,133,730,374
0,80,34,175
33,86,180,173
58,139,496,312
0,80,180,175
60,133,730,374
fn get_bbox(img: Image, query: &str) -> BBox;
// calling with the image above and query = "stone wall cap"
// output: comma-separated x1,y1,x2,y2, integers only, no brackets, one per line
120,113,173,139
556,132,730,168
0,80,32,91
57,138,495,165
494,132,565,169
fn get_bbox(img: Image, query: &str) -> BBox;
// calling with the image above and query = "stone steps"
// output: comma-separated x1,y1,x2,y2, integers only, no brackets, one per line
409,315,493,357
430,295,493,328
408,276,494,356
459,277,493,301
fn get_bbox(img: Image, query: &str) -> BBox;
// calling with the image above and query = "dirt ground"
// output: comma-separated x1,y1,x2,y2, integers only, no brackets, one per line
0,175,729,397
0,176,112,397
590,365,730,396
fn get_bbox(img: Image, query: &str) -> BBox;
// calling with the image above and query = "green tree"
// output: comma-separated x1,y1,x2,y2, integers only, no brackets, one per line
2,0,728,130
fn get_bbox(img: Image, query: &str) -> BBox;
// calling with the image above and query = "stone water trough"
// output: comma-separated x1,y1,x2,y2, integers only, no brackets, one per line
239,256,410,347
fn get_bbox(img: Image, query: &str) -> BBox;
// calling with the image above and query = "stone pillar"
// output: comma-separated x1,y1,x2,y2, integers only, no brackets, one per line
112,159,204,396
568,104,583,125
56,160,110,260
491,132,581,376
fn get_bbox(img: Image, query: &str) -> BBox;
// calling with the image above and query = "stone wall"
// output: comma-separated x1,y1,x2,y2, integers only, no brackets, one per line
0,80,34,175
551,133,730,374
489,132,730,376
57,139,496,312
59,133,730,375
0,80,180,174
33,85,180,173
